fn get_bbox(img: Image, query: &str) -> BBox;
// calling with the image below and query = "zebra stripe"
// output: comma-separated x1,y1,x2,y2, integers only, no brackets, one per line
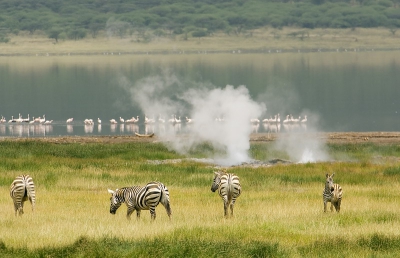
108,181,172,220
211,170,242,218
323,173,343,212
10,175,36,216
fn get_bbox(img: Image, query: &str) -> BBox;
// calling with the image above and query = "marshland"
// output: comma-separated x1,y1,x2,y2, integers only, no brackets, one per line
0,137,400,257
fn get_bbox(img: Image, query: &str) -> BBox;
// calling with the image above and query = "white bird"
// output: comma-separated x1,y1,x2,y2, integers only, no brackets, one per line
0,116,6,123
39,115,46,124
158,115,165,123
174,115,181,124
44,120,53,125
250,118,260,124
283,115,290,124
119,117,125,123
84,119,94,125
144,115,155,124
301,115,307,123
168,115,175,124
186,117,193,123
110,119,118,124
66,118,73,123
291,115,300,123
98,118,101,124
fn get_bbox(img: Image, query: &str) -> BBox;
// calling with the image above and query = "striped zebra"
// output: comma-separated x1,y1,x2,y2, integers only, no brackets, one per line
323,173,343,212
108,181,172,220
10,175,36,216
211,170,242,218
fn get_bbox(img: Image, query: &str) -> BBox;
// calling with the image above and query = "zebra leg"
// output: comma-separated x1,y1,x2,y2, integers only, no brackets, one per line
29,196,34,213
126,206,135,220
136,210,141,220
323,201,327,212
224,201,229,218
230,199,237,217
336,200,341,212
330,203,334,212
150,207,156,221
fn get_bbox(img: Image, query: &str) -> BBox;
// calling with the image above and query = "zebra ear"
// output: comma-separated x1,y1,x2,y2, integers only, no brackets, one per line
331,173,335,178
326,173,329,178
107,189,115,194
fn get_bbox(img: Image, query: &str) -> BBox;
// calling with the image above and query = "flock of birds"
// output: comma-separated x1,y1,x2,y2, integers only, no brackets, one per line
1,113,307,126
250,114,307,124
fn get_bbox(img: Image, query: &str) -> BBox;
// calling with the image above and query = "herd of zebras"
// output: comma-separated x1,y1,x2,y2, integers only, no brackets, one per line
9,172,343,218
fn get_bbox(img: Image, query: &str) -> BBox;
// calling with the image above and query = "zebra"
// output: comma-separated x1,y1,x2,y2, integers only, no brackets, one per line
323,173,343,212
108,181,172,221
10,175,36,216
211,170,242,218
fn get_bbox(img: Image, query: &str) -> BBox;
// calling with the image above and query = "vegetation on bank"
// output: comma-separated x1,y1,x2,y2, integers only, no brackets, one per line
0,140,399,257
0,0,400,44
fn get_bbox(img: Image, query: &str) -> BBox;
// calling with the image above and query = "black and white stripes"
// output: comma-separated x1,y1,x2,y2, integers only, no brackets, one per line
323,173,343,212
211,170,242,218
108,181,172,220
10,175,36,216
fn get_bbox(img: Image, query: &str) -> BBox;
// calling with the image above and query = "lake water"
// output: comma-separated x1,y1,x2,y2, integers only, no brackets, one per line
1,51,399,137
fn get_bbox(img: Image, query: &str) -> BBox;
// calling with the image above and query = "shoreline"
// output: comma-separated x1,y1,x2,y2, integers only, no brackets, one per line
1,132,400,144
2,27,400,56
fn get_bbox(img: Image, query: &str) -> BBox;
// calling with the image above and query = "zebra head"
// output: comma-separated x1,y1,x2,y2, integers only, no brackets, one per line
325,173,335,192
108,188,123,214
211,171,224,192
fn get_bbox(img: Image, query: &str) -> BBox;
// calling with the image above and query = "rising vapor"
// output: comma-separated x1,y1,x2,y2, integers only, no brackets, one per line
119,71,329,165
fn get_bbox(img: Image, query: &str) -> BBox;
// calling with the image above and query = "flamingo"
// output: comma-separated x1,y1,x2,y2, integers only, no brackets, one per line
0,116,6,123
144,115,155,124
186,117,193,123
84,119,94,125
98,118,101,124
133,116,139,123
39,115,46,124
301,115,307,123
250,118,260,124
119,117,125,123
15,113,23,123
291,115,301,123
110,119,118,124
174,115,181,124
158,115,165,123
44,120,53,125
168,115,175,124
283,115,290,124
66,118,73,123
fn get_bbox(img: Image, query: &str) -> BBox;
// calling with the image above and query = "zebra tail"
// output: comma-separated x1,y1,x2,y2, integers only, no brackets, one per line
160,186,172,218
24,177,35,207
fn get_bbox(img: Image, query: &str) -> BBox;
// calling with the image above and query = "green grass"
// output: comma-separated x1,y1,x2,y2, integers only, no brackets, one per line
0,140,400,257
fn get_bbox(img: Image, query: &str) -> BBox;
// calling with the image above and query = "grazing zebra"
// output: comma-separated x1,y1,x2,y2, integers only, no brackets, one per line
10,175,36,216
108,181,172,220
323,173,343,212
211,170,242,218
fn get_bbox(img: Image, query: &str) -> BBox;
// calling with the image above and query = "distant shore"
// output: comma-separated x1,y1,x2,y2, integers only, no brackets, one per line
1,27,400,56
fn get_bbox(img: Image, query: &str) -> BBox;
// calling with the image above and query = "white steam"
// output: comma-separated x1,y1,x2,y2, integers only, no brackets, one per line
119,71,329,165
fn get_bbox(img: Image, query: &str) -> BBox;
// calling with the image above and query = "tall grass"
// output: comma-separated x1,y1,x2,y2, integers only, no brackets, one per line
0,140,400,257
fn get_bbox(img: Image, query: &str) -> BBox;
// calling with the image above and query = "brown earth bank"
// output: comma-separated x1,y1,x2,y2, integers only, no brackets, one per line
1,132,400,144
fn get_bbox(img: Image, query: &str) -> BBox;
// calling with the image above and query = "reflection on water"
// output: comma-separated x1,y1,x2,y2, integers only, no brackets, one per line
1,52,399,137
0,118,309,137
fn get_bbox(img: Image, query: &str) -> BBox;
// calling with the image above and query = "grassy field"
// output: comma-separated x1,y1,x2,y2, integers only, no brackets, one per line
0,140,400,257
2,27,400,56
